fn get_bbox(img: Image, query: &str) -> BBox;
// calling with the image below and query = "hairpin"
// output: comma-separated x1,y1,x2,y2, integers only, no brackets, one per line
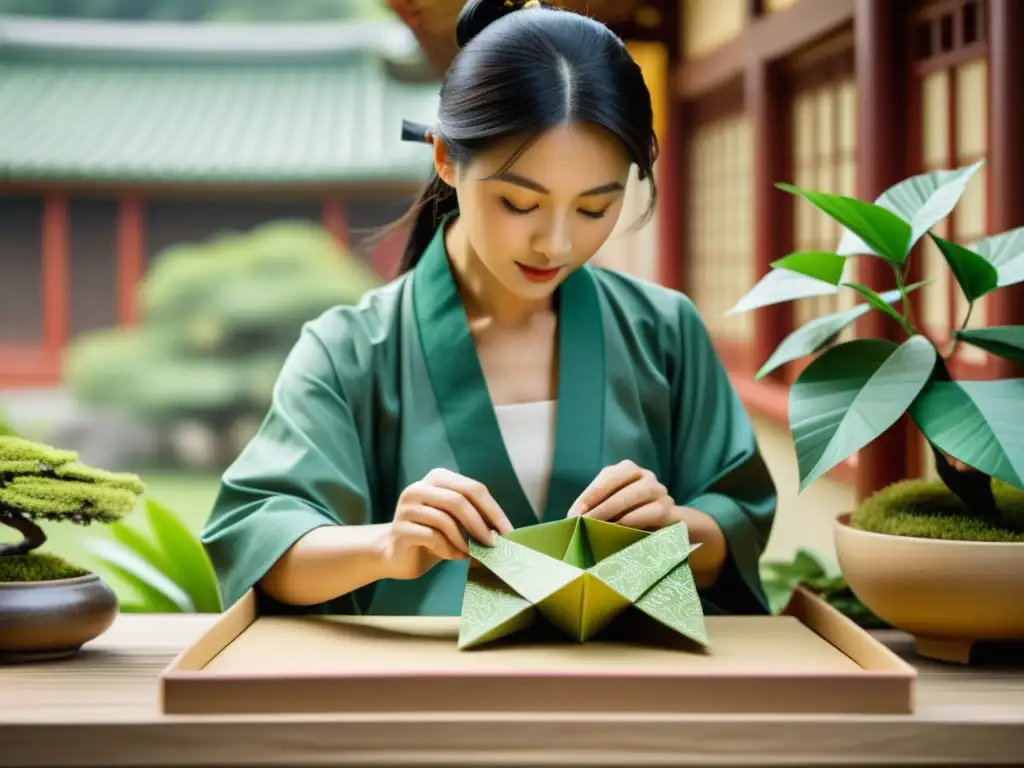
400,119,434,144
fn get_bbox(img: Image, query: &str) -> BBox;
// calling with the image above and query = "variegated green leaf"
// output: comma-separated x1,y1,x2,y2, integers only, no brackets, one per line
790,336,937,490
727,267,837,315
837,160,984,257
953,326,1024,363
777,183,912,265
769,252,848,285
971,226,1024,288
910,378,1024,488
929,233,999,301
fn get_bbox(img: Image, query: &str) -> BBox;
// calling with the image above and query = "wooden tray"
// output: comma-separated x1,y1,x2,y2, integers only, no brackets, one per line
158,585,916,716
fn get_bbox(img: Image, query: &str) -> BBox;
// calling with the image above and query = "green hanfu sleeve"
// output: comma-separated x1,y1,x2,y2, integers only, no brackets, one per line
670,297,778,615
200,320,375,614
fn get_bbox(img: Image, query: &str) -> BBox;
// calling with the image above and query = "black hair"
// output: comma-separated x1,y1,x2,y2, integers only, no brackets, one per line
393,0,659,274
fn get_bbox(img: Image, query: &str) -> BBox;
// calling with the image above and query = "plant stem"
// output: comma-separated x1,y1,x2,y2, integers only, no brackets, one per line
890,264,918,337
0,507,47,557
947,302,974,357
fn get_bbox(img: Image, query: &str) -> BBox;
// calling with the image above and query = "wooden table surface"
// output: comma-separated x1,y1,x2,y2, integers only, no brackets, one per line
1,614,1023,767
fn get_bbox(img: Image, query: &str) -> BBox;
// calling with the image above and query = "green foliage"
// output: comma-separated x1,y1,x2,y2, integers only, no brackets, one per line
0,552,89,583
82,498,222,613
730,159,1024,537
789,336,936,490
0,436,145,525
852,478,1024,543
64,220,382,432
760,548,887,629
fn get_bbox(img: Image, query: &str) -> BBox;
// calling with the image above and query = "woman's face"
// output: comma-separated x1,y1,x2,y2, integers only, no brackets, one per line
437,123,632,300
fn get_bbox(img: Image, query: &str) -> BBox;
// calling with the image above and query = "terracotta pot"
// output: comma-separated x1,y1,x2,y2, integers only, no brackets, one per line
834,512,1024,664
0,573,118,664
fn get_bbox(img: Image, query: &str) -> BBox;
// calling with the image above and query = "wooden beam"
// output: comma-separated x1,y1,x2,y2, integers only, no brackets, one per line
677,0,856,99
747,59,792,377
853,0,910,500
985,0,1024,379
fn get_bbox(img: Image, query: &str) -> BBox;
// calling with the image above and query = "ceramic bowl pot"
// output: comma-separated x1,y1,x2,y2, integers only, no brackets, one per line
0,573,118,664
834,512,1024,663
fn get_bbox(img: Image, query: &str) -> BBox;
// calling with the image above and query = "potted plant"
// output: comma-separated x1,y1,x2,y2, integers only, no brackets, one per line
0,435,146,663
729,159,1024,664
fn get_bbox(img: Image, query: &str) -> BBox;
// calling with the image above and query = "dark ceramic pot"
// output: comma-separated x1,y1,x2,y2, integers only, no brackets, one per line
0,573,118,664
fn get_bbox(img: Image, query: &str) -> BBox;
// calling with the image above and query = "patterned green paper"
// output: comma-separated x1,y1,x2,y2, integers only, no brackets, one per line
458,518,708,649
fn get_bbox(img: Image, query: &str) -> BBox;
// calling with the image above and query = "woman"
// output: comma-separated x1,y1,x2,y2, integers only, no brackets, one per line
201,0,777,619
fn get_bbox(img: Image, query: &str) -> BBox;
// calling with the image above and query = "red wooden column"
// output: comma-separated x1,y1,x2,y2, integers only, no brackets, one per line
322,195,349,249
117,195,145,325
747,58,792,380
41,193,69,359
658,0,683,292
986,0,1024,379
853,0,910,499
659,95,684,292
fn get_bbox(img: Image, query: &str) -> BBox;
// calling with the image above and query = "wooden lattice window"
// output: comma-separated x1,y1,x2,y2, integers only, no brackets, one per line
786,46,858,338
682,0,747,59
686,86,755,354
911,0,990,378
909,0,990,480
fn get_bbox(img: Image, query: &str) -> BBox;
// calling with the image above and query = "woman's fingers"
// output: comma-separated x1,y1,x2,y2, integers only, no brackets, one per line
400,504,470,556
567,461,644,517
428,469,513,535
412,483,496,545
585,475,668,522
393,519,464,561
616,502,674,531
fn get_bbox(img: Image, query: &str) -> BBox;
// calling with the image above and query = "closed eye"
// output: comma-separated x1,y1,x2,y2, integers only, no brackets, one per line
579,207,610,219
501,198,537,215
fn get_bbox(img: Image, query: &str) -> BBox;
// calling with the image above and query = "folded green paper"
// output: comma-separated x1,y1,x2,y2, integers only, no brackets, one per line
458,517,708,649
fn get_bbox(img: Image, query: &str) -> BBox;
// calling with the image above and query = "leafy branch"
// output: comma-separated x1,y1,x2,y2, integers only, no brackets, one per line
728,159,1024,530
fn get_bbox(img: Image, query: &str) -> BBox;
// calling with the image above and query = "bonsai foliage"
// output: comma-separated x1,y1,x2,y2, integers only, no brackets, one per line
0,436,146,581
729,160,1024,534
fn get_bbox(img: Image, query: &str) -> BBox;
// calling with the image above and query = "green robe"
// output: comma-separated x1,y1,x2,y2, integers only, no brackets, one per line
200,216,777,618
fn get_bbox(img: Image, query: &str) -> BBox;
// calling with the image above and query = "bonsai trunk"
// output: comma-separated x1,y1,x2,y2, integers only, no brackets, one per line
0,506,47,557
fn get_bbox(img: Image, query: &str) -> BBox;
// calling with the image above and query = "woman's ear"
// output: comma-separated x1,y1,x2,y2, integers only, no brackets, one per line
433,138,456,187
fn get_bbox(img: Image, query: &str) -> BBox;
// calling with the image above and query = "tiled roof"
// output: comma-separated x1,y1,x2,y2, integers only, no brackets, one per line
0,15,440,185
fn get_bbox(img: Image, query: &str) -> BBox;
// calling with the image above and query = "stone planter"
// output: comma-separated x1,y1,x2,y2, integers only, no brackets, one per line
834,512,1024,664
0,573,118,664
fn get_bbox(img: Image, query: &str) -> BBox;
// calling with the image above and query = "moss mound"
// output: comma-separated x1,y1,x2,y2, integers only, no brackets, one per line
851,478,1024,543
0,552,90,582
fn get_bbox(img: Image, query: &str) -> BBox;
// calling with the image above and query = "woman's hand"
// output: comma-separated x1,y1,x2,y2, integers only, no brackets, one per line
567,460,727,587
382,468,513,580
567,460,676,529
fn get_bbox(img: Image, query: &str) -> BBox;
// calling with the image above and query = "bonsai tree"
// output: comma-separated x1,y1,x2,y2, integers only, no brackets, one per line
0,436,146,582
729,159,1024,540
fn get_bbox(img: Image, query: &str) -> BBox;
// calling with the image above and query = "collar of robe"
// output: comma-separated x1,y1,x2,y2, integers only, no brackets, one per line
411,211,606,529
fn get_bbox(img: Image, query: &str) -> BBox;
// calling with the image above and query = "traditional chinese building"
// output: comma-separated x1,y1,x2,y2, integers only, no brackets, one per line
2,1,1022,510
0,14,442,389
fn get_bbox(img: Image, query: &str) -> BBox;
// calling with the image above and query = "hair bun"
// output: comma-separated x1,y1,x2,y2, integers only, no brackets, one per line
456,0,540,48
